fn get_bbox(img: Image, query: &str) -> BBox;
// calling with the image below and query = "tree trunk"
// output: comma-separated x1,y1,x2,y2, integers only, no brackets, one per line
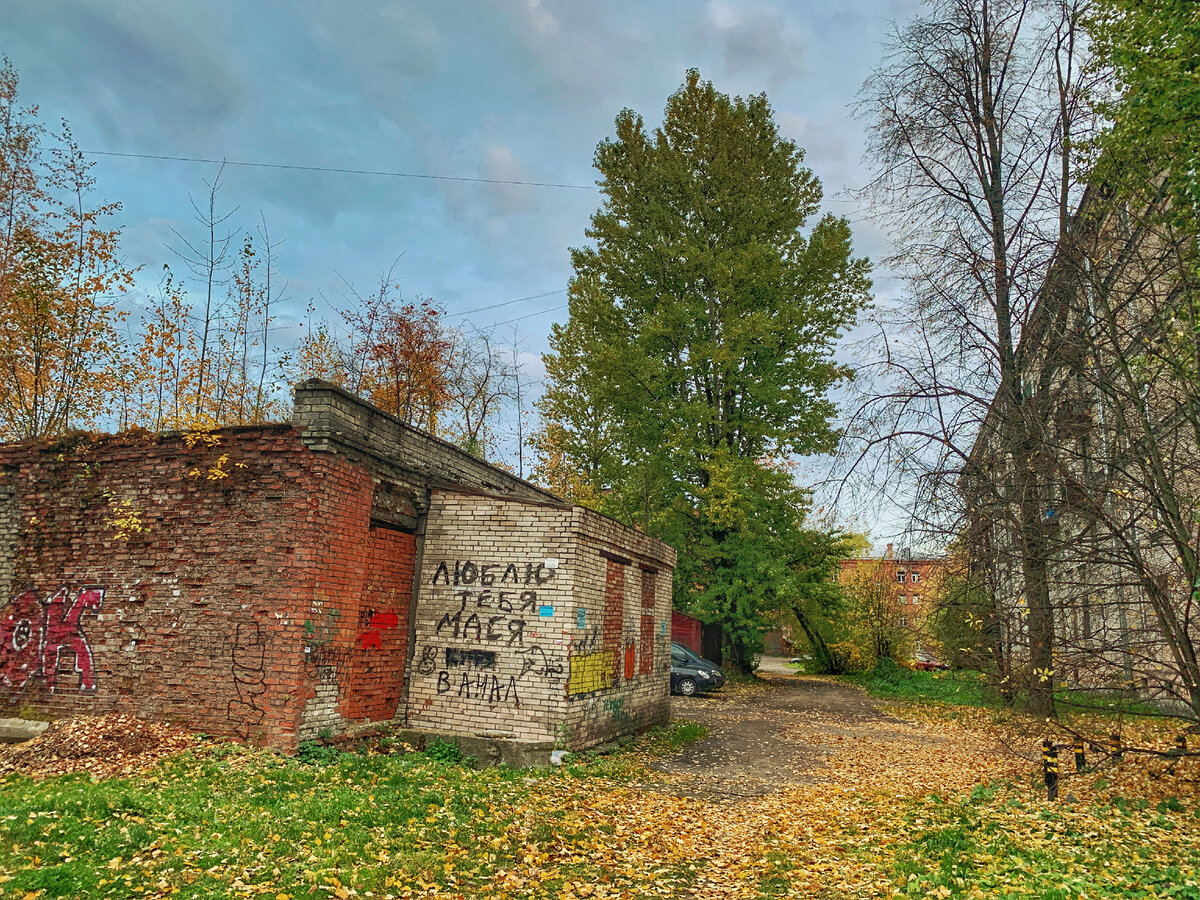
1020,490,1056,717
789,602,835,673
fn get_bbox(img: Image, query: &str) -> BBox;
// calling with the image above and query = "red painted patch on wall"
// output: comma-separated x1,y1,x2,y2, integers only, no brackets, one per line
370,612,399,629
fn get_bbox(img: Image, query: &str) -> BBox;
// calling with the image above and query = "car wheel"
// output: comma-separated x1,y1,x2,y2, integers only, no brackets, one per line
676,677,698,697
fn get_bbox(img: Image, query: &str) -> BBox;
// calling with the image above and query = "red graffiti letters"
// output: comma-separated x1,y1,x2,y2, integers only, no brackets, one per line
0,591,42,690
0,586,105,693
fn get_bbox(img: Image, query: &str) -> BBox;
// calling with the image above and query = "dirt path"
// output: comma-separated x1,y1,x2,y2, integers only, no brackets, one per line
650,663,1015,802
634,665,1022,898
651,670,896,800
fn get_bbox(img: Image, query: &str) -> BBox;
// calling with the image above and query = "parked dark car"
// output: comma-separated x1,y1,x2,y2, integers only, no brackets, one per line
670,642,725,696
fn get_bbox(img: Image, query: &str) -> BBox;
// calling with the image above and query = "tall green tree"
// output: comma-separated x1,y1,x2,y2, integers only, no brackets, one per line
536,71,870,672
1090,1,1200,232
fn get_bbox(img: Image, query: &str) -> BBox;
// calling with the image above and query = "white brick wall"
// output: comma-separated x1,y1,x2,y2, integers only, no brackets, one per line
407,491,675,748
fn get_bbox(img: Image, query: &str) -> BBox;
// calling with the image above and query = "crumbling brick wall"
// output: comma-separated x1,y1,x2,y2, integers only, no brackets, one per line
0,384,675,753
0,427,414,751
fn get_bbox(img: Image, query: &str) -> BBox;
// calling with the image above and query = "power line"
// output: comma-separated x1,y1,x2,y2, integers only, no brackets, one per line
455,288,566,317
83,150,599,191
490,304,568,327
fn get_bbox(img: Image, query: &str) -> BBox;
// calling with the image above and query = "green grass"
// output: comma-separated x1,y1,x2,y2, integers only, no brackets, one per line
0,719,708,900
880,783,1200,899
839,660,992,708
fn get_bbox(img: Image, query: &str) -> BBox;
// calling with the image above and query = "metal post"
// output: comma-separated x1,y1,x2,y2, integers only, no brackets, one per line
1110,732,1123,762
1043,738,1059,801
1073,739,1086,772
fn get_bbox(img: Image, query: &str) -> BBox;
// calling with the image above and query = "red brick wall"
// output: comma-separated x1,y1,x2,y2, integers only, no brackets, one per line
339,527,414,721
0,428,414,751
603,558,625,679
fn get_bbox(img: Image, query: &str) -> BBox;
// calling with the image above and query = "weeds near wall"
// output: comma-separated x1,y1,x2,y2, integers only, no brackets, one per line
295,740,344,765
424,739,466,765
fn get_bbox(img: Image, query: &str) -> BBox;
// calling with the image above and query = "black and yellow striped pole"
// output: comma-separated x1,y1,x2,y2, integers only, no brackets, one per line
1073,739,1086,772
1043,738,1059,801
1109,733,1123,762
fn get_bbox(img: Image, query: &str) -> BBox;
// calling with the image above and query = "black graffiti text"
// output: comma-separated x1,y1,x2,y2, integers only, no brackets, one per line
430,560,556,587
435,611,526,645
436,670,521,708
445,648,497,669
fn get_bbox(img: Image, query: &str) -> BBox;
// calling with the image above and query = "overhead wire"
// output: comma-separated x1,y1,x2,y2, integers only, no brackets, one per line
489,304,568,327
82,150,599,191
455,289,565,317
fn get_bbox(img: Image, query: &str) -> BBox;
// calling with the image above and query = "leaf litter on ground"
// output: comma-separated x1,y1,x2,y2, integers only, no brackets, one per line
1,678,1198,899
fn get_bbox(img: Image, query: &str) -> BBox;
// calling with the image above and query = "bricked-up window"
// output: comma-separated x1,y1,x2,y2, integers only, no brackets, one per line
603,554,628,678
639,615,654,675
640,567,656,609
638,567,656,675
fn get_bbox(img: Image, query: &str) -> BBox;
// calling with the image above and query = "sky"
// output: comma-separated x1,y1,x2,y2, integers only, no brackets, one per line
3,0,925,544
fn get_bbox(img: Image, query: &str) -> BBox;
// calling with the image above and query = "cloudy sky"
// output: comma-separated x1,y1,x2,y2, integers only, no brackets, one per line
4,0,924,536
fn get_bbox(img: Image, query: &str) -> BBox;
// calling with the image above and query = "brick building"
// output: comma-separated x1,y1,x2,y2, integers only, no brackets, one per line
838,545,945,635
0,381,674,754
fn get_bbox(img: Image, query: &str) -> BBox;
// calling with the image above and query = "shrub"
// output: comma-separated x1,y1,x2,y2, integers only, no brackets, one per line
828,641,871,674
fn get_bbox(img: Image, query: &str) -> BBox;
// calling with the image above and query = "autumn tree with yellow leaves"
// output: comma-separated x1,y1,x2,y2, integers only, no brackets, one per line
0,59,134,439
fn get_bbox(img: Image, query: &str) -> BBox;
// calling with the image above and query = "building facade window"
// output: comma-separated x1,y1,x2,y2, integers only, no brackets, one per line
911,570,921,583
896,571,907,583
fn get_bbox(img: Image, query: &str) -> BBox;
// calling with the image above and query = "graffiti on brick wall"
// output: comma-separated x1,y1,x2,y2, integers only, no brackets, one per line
228,622,267,740
0,586,105,693
436,606,530,645
517,644,564,680
421,557,561,710
416,646,498,676
430,559,556,587
356,609,399,650
567,650,616,696
603,696,630,723
303,606,340,656
565,563,663,699
570,627,600,655
436,669,521,707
